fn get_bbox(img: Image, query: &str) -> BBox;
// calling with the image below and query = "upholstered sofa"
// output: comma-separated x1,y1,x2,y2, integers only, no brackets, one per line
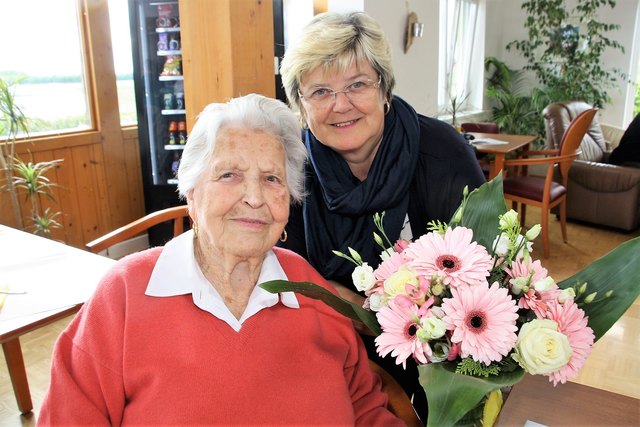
543,101,640,231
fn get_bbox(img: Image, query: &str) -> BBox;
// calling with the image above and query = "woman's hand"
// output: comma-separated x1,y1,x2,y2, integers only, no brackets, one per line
328,280,377,336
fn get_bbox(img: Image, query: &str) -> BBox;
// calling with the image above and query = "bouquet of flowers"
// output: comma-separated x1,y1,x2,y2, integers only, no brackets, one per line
261,176,640,426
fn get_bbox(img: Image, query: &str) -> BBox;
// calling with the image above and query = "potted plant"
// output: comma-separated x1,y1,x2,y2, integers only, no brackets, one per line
506,0,624,109
0,77,63,237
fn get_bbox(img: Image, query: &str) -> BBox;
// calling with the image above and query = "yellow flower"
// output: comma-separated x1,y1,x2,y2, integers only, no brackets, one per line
482,389,503,427
383,265,418,297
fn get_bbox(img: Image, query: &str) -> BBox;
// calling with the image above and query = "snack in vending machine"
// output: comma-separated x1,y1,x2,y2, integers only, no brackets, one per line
156,4,178,28
161,56,182,76
178,121,187,145
175,92,184,110
168,121,178,145
171,152,181,175
163,93,174,110
157,32,169,51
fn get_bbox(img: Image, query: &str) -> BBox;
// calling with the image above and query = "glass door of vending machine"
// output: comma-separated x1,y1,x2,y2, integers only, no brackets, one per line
130,0,186,188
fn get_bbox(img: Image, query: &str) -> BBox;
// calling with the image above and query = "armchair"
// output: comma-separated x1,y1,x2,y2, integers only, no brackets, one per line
543,102,640,231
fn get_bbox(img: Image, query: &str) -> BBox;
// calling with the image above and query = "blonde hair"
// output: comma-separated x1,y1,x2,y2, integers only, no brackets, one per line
177,94,307,204
280,11,395,116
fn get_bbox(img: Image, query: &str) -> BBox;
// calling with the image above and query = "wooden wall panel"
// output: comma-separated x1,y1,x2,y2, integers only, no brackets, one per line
179,0,275,132
53,147,84,248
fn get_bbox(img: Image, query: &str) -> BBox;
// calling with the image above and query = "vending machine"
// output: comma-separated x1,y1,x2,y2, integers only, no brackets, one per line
129,0,186,243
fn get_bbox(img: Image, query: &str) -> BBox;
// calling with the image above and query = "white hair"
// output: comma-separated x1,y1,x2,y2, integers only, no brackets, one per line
177,94,307,203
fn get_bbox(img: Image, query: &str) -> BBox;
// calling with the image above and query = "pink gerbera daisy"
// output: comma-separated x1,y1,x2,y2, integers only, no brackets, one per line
374,251,405,282
403,227,492,288
442,282,519,365
375,300,432,368
543,300,595,385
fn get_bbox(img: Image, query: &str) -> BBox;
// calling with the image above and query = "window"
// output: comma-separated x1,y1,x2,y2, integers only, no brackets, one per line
1,0,91,136
438,0,485,116
109,0,137,126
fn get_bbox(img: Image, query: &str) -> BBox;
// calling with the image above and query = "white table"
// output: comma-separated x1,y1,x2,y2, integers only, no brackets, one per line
0,225,115,413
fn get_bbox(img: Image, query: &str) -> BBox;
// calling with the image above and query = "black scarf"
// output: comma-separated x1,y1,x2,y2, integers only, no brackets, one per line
303,96,420,280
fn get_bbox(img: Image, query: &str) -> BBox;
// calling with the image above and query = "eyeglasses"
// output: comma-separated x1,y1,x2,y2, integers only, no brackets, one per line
298,75,382,108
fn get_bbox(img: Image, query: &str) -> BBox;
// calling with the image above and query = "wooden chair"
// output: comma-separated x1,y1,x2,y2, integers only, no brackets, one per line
369,360,423,426
502,108,597,258
460,122,500,134
86,205,191,254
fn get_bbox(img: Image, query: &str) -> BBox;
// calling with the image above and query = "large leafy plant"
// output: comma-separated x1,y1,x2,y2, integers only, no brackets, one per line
506,0,625,109
260,176,640,427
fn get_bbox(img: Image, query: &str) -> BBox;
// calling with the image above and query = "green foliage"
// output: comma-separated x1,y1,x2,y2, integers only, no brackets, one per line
32,207,62,238
12,157,61,200
0,77,64,237
456,358,502,377
506,0,624,109
634,81,640,117
484,57,549,146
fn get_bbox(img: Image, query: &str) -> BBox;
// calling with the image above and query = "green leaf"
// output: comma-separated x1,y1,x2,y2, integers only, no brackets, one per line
557,237,640,340
449,175,507,250
418,363,524,427
259,280,382,335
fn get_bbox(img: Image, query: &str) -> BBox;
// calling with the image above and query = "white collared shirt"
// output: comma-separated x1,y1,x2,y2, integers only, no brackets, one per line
145,230,299,332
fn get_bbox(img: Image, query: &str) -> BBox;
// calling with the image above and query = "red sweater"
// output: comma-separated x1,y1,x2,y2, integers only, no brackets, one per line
38,247,402,426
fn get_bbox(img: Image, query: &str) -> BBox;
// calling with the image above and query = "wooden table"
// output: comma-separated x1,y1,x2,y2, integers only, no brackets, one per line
496,373,640,426
0,225,115,414
471,133,537,179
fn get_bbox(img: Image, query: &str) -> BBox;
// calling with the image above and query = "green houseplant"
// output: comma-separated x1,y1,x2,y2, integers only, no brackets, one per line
0,77,63,237
506,0,625,109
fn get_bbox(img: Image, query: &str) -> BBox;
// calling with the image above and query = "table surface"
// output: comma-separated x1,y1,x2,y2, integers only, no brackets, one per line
496,373,640,426
470,132,536,154
0,225,115,342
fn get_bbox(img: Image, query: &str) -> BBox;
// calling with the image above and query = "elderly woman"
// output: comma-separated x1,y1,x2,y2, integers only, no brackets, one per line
279,11,486,419
38,94,402,426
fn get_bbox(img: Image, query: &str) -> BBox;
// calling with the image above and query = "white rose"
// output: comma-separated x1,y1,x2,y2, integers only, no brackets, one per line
499,209,519,230
383,265,419,297
492,234,511,257
514,235,533,259
513,319,572,375
509,276,530,295
525,224,542,241
533,276,556,292
379,247,395,262
557,288,576,304
367,293,386,312
417,316,446,341
352,263,376,292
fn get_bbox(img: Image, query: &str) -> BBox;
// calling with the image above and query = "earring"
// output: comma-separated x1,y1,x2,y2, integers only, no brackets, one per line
384,101,391,115
193,221,199,238
280,229,288,243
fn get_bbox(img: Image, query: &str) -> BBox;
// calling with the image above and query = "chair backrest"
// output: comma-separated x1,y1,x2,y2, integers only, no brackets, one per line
86,205,190,254
460,122,500,133
368,360,422,426
543,101,606,161
557,108,598,179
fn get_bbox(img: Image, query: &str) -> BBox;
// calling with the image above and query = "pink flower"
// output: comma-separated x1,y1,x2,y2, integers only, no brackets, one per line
543,301,595,385
403,227,493,288
442,282,519,365
394,239,410,253
374,251,405,283
375,300,432,368
505,259,558,317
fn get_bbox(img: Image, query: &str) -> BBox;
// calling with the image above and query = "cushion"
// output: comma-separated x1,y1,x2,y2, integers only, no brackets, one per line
543,101,607,162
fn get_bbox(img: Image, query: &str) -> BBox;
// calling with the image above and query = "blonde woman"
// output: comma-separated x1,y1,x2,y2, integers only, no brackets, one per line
279,11,485,419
